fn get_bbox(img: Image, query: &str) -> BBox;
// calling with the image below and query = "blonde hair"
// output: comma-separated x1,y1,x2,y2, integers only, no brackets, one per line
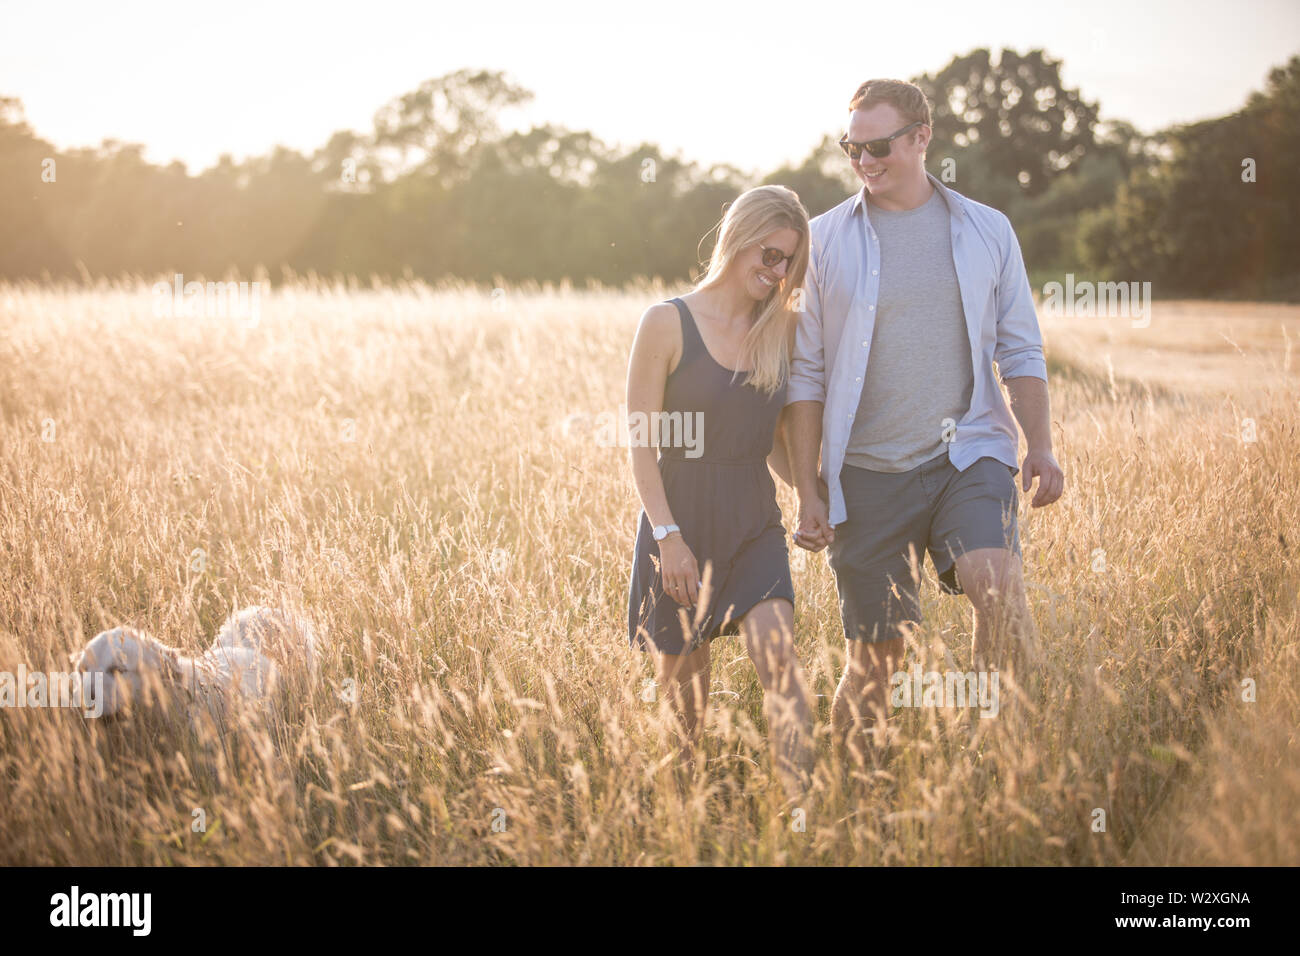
693,184,810,396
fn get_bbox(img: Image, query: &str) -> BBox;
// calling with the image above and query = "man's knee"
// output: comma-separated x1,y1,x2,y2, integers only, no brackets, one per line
958,548,1025,616
843,635,905,682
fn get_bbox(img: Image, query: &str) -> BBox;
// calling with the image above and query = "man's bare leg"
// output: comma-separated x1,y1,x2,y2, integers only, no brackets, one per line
831,634,905,767
954,548,1036,677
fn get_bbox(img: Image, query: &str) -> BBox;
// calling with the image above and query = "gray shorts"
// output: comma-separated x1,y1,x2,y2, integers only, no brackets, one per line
827,453,1020,643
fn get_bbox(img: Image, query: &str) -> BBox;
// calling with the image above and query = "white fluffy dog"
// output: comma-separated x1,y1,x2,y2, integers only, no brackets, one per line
71,606,325,718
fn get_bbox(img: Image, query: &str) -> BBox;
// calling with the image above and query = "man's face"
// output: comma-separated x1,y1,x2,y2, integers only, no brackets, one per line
845,103,929,200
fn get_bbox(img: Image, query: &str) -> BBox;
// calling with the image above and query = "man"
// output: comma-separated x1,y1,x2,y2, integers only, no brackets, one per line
785,78,1064,760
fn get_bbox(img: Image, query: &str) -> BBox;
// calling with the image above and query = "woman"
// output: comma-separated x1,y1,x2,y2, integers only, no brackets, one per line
625,184,814,797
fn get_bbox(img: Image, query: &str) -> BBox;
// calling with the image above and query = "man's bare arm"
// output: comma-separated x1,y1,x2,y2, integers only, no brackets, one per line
1004,375,1063,507
786,399,834,548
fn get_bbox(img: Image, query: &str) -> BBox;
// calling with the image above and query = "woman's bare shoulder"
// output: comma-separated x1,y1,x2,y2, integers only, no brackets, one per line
634,300,683,347
631,300,684,374
638,299,680,330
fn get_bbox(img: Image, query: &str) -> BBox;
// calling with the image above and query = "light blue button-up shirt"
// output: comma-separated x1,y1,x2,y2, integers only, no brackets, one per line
787,172,1047,527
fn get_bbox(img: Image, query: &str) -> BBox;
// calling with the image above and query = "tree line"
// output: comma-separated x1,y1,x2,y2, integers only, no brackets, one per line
1,51,1296,297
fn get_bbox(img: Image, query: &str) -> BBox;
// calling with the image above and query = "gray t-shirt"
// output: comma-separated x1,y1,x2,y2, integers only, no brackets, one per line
844,188,974,473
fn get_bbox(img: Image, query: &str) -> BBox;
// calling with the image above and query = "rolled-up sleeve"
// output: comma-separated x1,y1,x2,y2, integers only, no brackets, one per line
786,243,827,404
992,216,1048,383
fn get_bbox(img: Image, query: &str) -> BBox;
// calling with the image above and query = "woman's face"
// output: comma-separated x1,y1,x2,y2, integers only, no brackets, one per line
736,227,801,302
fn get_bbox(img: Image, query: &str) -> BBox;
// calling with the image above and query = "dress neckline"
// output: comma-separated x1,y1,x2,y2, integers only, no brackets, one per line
676,297,753,375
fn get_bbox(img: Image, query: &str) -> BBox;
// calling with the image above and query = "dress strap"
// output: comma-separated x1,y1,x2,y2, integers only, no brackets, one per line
668,297,705,362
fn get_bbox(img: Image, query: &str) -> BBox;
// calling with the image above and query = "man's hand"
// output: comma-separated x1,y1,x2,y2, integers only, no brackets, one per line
794,478,836,551
1005,377,1062,507
1020,448,1064,507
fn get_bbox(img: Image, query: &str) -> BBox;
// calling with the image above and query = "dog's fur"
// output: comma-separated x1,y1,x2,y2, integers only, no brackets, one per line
71,606,325,718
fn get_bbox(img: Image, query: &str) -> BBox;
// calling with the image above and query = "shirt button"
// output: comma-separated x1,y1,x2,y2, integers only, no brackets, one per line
869,305,874,311
872,270,878,275
855,376,861,382
862,341,868,347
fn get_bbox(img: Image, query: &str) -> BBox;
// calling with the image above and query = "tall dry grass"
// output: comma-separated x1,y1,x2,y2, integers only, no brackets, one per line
0,276,1296,864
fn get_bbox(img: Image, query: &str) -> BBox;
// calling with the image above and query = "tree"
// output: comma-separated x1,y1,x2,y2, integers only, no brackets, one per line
761,134,860,218
370,69,533,186
914,48,1099,208
0,97,74,276
1078,55,1300,295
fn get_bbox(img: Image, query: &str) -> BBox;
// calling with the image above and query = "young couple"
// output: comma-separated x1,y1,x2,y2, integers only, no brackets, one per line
626,78,1065,796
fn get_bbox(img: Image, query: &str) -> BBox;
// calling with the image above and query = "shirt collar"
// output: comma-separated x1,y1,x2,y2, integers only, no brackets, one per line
851,170,965,223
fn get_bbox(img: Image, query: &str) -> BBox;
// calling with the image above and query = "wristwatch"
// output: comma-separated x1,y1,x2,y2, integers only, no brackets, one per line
652,524,680,541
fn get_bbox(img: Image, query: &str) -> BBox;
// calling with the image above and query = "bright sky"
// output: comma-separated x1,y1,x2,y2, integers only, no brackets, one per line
2,0,1297,176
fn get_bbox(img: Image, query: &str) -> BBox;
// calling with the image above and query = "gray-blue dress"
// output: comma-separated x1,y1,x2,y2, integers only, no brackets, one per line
627,297,795,655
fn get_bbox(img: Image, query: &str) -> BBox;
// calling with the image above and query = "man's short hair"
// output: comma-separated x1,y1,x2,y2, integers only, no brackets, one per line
848,79,932,129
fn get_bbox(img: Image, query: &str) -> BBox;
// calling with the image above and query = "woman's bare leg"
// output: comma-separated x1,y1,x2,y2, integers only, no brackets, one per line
741,598,814,801
653,641,712,768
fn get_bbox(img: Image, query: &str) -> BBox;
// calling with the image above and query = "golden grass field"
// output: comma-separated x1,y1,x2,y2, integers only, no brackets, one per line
1,277,1297,865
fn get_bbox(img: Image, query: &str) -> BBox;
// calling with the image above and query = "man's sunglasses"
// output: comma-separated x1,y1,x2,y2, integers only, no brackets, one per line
756,243,795,269
838,121,926,161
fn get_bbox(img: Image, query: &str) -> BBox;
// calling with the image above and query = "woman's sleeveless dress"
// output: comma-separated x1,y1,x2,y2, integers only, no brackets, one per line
627,297,795,655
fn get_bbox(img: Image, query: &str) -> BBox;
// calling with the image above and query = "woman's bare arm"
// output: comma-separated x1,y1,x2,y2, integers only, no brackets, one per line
626,303,681,528
626,302,701,606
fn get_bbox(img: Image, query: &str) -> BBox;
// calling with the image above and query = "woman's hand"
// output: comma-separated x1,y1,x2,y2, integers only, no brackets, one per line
794,477,835,552
657,534,701,606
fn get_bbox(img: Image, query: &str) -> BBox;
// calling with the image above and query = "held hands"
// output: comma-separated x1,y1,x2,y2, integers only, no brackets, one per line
793,477,835,552
1021,447,1064,507
657,534,702,606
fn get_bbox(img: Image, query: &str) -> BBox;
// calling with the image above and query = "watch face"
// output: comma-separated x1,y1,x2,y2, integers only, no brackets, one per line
653,527,665,540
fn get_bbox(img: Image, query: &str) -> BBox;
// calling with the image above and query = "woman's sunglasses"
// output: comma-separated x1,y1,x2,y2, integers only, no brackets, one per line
756,243,795,269
838,121,926,161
